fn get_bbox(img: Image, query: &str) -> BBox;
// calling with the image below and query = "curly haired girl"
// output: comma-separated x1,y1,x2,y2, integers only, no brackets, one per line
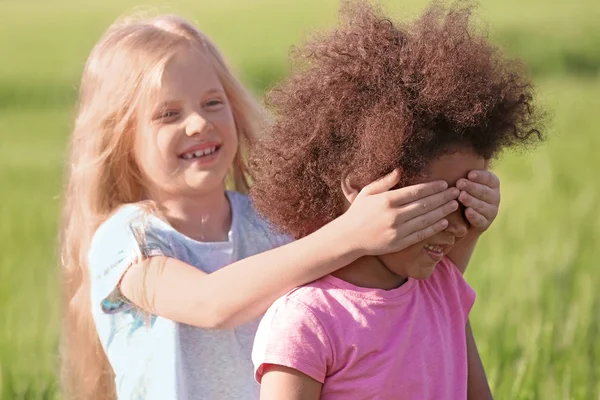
250,1,543,399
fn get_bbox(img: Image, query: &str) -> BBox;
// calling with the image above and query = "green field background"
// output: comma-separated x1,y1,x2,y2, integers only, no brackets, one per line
1,0,599,398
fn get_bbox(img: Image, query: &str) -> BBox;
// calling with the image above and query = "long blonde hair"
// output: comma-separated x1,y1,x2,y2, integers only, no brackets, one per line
60,14,262,399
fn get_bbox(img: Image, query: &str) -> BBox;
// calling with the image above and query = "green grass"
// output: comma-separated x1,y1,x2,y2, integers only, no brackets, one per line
468,77,600,399
1,0,599,398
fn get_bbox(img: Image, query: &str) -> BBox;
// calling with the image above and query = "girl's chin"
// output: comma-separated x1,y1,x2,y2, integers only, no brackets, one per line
410,259,441,280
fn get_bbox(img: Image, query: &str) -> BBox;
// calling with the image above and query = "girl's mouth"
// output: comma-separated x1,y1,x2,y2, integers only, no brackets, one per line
180,145,220,160
423,243,444,261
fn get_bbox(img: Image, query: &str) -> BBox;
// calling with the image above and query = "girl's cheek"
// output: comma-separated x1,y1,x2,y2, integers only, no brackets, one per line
155,128,179,154
216,105,235,124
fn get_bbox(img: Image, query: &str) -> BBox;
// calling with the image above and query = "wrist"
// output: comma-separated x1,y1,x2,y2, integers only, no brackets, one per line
325,212,366,261
468,229,484,239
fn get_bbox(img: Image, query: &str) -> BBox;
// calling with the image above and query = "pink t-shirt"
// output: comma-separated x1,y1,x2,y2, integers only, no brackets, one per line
252,257,475,399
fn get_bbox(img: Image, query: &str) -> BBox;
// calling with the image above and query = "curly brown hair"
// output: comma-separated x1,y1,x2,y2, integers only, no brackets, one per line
249,0,544,239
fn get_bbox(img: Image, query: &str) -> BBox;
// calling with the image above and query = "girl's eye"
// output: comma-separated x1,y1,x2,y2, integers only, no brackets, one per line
155,110,179,121
204,99,224,108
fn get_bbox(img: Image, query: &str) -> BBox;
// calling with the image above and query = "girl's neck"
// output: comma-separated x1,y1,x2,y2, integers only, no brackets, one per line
332,256,407,290
155,190,232,242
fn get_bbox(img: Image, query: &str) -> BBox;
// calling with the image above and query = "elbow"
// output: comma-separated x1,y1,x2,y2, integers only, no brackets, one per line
191,302,236,330
203,314,233,330
189,283,252,330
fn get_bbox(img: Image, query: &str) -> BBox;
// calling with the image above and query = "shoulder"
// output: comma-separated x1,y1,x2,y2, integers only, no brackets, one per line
426,257,474,294
88,204,176,313
259,278,341,332
254,285,335,383
263,291,326,329
285,278,336,309
89,205,144,258
92,203,171,239
89,203,174,264
427,257,476,317
92,204,143,240
257,287,333,353
263,278,344,330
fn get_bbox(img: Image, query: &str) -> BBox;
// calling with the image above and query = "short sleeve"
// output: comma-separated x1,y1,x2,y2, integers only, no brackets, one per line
437,257,476,322
88,205,174,314
252,296,333,384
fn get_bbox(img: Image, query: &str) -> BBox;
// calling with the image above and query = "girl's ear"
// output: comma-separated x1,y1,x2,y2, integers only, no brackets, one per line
341,175,361,205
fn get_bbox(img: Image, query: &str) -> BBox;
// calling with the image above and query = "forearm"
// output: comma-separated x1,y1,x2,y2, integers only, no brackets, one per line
200,215,359,328
466,320,493,400
122,176,460,328
123,214,362,329
447,231,481,274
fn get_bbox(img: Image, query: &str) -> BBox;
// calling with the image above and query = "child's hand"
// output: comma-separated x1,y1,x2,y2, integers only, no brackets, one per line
456,170,500,233
344,170,460,256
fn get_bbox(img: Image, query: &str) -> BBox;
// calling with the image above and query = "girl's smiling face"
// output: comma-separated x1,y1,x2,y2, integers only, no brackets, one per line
377,148,486,280
135,47,238,200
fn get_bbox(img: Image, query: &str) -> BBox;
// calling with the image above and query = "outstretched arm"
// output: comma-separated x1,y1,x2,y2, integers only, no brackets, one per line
120,171,460,329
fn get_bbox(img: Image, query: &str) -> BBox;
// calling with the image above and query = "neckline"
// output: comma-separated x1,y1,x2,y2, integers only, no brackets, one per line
322,273,416,300
160,191,238,246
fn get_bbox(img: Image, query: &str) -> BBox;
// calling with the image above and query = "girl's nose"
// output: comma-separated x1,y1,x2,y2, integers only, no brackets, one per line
445,210,469,239
185,112,210,137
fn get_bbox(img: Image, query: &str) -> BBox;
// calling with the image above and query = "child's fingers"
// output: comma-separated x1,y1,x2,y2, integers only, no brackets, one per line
388,181,450,206
401,200,458,234
465,207,490,229
399,219,449,248
456,179,500,205
458,191,498,221
399,188,459,220
467,170,500,189
357,169,401,197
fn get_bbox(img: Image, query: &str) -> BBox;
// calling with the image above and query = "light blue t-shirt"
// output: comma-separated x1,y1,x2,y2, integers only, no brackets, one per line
88,191,290,400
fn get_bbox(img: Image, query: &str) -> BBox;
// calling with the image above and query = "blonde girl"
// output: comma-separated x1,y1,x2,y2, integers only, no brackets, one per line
60,14,461,400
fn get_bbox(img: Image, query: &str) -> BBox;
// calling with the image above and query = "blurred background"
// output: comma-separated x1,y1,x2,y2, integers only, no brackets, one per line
1,0,599,398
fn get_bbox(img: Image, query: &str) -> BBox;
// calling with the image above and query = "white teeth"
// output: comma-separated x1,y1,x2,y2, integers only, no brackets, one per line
182,146,217,159
424,244,443,253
